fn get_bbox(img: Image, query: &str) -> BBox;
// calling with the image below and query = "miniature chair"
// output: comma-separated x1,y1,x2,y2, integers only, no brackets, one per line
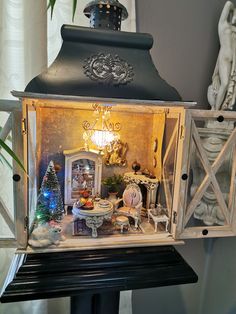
115,183,142,228
147,204,169,232
115,215,130,233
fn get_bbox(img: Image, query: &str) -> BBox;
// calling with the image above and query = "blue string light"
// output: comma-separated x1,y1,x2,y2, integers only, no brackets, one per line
43,191,50,198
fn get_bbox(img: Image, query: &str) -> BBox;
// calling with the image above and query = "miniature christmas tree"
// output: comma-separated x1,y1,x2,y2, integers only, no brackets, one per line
35,160,64,224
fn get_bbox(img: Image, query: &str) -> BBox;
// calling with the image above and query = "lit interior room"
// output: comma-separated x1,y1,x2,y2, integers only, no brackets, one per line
0,1,236,314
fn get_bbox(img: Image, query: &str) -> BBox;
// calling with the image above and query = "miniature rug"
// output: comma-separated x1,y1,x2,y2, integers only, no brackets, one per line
73,216,142,236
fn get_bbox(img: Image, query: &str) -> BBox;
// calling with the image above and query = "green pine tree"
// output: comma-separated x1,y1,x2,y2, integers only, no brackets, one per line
36,160,64,224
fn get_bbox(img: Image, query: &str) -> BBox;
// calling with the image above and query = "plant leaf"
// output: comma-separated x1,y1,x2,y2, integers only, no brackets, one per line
0,138,26,172
47,0,78,21
48,0,57,19
72,0,78,22
0,153,13,169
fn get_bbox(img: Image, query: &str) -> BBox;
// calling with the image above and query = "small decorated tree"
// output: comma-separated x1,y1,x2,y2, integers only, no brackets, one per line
35,161,64,224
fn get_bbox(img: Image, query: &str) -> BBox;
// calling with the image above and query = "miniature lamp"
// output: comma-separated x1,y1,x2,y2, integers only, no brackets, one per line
82,104,120,150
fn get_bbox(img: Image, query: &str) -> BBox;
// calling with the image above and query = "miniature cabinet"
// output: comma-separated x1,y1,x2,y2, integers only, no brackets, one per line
1,93,236,252
63,149,103,207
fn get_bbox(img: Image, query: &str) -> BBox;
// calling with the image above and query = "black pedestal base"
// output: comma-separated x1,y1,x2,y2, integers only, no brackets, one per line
71,292,120,314
0,246,197,303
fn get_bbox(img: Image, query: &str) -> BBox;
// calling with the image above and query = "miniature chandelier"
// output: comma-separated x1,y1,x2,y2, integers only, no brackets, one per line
82,104,121,150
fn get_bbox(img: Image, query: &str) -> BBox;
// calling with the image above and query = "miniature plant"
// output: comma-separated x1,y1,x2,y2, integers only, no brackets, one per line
102,174,123,193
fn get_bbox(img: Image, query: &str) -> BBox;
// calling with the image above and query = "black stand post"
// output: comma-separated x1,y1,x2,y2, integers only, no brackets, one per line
71,292,120,314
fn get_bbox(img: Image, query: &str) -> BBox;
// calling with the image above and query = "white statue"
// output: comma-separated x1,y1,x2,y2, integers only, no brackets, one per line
208,1,236,110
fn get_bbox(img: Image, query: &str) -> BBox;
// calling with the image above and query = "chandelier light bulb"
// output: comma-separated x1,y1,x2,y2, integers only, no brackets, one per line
91,130,116,149
82,104,121,150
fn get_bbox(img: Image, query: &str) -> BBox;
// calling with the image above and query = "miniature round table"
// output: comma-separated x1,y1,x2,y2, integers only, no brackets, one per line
72,201,113,238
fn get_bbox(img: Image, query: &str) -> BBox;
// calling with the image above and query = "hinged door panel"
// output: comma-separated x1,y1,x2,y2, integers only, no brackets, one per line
160,109,183,221
174,109,236,239
150,106,185,242
22,100,37,235
0,100,27,248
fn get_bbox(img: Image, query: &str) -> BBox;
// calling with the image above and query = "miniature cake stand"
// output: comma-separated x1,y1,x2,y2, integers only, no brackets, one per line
73,201,113,238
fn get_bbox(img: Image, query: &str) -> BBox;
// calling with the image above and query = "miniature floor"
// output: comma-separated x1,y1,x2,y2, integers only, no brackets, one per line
25,210,179,254
61,210,168,240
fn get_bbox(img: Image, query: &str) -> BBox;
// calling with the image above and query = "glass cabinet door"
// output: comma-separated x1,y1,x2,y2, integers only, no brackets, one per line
156,110,182,224
64,150,102,206
174,109,236,239
71,158,96,199
0,101,26,248
26,104,37,233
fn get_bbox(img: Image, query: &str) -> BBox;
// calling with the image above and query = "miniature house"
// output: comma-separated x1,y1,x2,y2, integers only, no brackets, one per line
1,1,236,253
10,92,236,252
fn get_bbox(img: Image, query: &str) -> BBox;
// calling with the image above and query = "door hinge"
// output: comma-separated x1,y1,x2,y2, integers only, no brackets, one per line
180,125,185,139
22,118,27,135
24,216,29,231
173,212,177,224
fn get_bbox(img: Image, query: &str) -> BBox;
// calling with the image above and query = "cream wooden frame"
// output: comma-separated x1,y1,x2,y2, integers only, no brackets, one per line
174,109,236,239
0,100,26,248
162,112,181,215
11,93,205,251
